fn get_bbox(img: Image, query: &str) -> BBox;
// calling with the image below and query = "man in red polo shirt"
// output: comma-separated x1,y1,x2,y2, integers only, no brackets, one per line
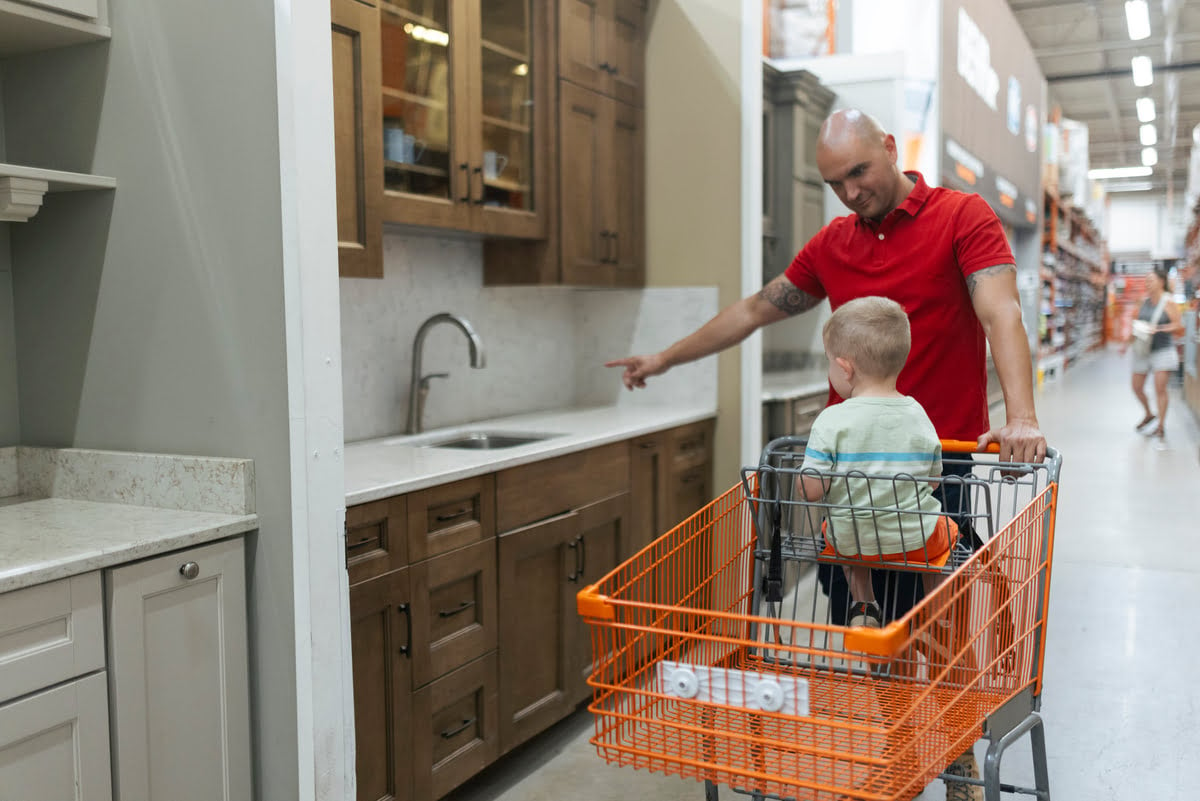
607,108,1045,800
608,108,1044,460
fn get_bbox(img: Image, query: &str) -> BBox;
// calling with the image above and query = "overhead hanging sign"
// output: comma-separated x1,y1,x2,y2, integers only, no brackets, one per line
941,0,1045,227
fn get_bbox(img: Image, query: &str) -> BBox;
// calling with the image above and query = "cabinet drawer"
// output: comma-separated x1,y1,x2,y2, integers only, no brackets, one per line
669,420,713,471
496,442,630,531
407,475,495,562
0,572,104,705
409,539,497,687
0,671,112,801
346,495,408,585
411,652,499,801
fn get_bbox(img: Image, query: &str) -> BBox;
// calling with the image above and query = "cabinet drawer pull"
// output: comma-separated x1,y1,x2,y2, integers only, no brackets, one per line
599,230,612,264
397,603,412,657
440,717,477,739
435,507,473,523
680,472,703,485
438,600,476,618
567,538,582,583
609,231,619,265
179,562,200,580
638,441,657,450
599,61,613,73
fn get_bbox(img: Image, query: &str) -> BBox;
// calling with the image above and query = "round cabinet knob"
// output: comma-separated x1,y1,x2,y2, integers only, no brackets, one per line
179,561,200,580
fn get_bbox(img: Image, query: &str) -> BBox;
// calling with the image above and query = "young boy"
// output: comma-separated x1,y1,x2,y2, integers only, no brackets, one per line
796,296,957,628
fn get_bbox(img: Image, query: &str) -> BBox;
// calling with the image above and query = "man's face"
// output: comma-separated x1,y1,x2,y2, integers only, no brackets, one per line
816,133,901,221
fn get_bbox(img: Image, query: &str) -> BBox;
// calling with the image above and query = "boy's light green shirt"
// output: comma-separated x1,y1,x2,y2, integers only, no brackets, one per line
802,396,943,556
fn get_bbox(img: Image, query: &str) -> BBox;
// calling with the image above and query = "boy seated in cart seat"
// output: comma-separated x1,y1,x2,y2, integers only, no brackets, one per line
795,296,958,628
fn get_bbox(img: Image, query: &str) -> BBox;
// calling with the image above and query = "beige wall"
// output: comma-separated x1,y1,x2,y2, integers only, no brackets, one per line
646,0,748,487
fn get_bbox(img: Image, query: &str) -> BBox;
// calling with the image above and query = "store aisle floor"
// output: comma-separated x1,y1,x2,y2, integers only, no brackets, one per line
445,348,1200,801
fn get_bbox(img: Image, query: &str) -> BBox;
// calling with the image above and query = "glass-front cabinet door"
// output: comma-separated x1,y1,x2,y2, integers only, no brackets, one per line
472,0,544,237
379,0,471,229
375,0,546,238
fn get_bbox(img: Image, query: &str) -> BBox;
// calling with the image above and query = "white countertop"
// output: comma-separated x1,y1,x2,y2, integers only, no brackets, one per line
344,404,717,506
0,498,258,593
761,369,829,403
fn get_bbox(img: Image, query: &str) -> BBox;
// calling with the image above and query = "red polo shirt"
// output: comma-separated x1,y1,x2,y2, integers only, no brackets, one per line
784,172,1014,441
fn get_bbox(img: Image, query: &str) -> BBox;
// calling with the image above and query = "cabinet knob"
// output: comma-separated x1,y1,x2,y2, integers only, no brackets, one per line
179,562,200,580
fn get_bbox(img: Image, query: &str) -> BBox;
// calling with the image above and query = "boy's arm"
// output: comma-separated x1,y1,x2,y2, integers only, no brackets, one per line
797,473,829,501
796,413,835,500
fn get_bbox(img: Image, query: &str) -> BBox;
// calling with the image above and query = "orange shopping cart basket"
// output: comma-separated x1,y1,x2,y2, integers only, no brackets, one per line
577,436,1061,801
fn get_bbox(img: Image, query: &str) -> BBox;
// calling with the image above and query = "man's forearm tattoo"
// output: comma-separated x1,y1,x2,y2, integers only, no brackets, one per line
760,280,821,316
965,263,1016,297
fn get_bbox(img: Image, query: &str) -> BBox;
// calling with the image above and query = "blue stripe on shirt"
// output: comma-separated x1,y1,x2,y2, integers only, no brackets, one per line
805,449,934,463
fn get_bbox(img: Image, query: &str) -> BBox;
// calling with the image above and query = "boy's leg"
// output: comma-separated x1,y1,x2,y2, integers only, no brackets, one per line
845,564,876,605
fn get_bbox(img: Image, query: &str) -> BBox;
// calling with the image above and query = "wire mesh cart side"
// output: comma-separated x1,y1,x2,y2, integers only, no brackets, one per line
577,438,1062,801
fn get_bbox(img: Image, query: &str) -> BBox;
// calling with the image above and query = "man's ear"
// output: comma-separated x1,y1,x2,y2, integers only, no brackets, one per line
882,133,898,164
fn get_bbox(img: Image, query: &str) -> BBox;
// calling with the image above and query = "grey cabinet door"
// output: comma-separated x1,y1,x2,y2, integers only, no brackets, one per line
0,672,112,801
106,537,251,801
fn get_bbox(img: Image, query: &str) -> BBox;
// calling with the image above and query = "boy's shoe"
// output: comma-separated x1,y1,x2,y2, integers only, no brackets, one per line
848,601,882,628
943,751,983,801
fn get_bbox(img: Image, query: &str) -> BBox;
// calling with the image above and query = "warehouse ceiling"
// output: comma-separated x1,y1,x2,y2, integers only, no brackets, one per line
1007,0,1200,199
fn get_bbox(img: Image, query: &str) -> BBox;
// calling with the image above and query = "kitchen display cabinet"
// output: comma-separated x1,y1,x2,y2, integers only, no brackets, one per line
334,0,549,276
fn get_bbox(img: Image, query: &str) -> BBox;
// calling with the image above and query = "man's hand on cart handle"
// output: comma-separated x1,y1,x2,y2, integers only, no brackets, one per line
977,418,1047,464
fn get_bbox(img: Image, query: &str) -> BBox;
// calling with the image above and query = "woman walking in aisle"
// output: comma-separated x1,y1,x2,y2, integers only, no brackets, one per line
1129,266,1184,441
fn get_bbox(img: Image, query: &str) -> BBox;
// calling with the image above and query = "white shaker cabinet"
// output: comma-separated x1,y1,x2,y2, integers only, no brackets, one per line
105,537,252,801
0,662,112,801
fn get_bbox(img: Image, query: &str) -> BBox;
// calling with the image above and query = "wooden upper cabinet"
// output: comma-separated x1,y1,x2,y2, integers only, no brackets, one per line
607,97,644,284
374,0,548,238
333,0,384,277
558,0,645,106
558,82,643,287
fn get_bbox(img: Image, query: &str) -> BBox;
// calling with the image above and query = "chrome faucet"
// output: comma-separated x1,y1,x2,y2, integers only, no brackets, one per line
407,313,486,434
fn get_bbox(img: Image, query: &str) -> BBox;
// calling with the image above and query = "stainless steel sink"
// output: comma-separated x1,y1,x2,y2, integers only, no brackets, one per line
420,431,560,450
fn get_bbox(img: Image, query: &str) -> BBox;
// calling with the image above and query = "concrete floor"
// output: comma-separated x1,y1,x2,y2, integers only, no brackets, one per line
446,348,1200,801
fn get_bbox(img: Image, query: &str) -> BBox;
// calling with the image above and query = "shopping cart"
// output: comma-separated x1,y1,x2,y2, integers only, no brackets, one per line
576,437,1061,801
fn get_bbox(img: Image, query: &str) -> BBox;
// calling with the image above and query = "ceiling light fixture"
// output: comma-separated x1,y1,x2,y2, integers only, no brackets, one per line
1125,0,1151,41
1131,55,1154,86
1136,97,1156,123
1141,147,1158,167
1140,123,1157,146
1105,181,1155,192
1087,166,1153,179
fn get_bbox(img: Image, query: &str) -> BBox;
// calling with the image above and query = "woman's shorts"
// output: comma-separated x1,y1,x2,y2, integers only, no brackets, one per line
1132,345,1179,375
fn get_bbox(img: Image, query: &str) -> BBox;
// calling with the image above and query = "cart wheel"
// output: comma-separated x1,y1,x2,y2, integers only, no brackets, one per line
703,780,719,801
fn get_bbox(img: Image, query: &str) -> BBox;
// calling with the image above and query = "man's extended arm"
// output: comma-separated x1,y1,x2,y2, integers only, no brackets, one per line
967,264,1047,462
607,274,822,389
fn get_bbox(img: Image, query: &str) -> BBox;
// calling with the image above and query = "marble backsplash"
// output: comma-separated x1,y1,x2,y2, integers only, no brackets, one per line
0,446,254,515
340,232,719,442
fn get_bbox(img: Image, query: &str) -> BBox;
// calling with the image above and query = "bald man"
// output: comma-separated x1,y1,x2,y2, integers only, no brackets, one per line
610,109,1042,461
607,109,1043,797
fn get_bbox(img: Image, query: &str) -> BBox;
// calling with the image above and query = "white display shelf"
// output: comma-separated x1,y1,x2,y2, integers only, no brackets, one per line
0,162,115,222
0,1,110,57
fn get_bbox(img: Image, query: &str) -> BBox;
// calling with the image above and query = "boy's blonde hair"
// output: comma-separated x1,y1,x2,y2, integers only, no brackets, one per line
822,296,911,378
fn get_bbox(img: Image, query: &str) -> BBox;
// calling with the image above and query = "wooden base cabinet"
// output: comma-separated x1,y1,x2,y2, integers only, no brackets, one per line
105,537,252,801
496,510,579,752
496,490,630,753
350,567,414,801
411,653,498,801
